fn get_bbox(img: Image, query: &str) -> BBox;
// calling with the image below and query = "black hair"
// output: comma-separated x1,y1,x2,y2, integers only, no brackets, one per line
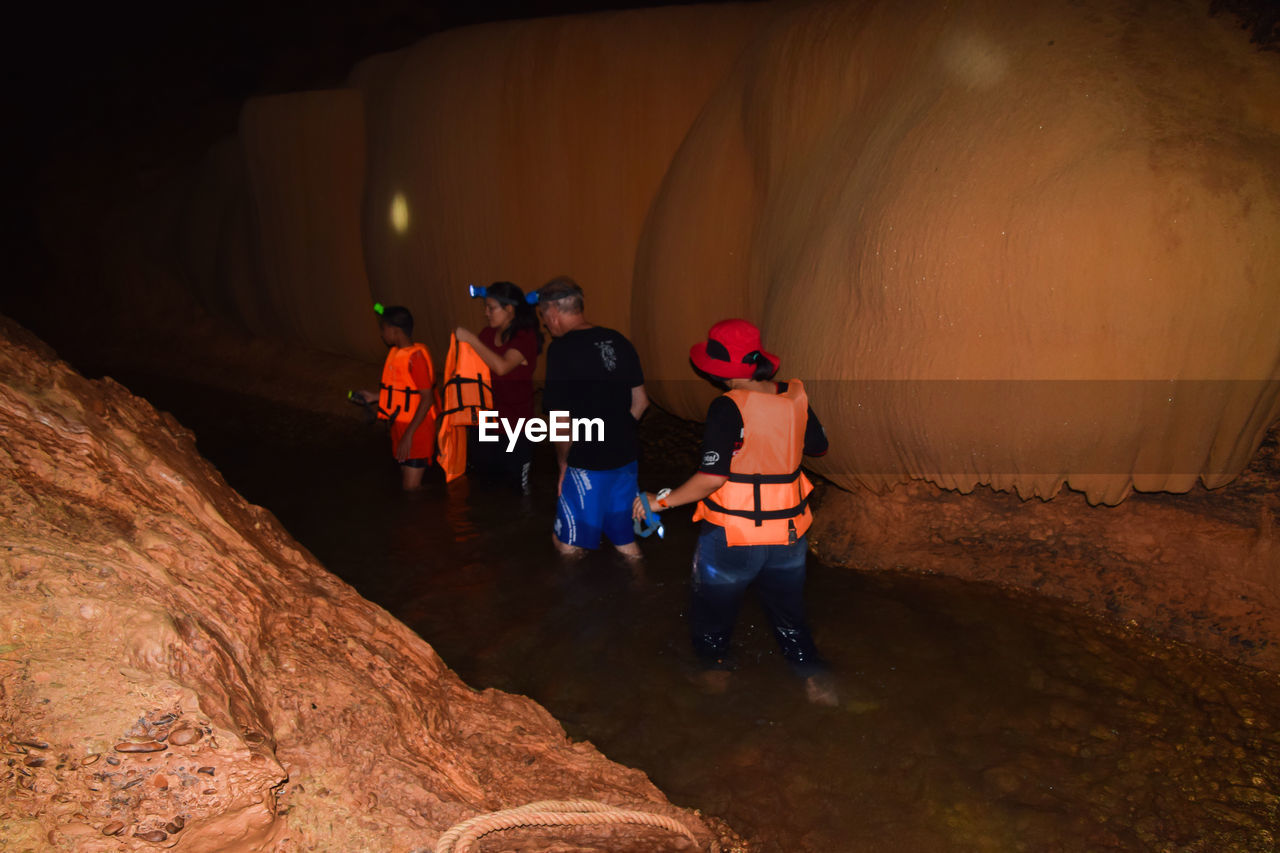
744,350,779,382
486,281,543,354
381,305,414,335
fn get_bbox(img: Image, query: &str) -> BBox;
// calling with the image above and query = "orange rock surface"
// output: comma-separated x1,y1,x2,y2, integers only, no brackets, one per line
0,317,726,851
186,0,1280,507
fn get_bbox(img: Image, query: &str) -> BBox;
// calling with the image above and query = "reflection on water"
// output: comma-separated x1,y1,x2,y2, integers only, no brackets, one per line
118,374,1280,852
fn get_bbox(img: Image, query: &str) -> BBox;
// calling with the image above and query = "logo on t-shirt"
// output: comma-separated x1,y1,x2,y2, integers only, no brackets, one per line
702,450,720,467
595,340,617,371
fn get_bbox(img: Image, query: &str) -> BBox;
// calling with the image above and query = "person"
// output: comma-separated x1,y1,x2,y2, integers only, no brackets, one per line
352,305,438,491
632,318,837,706
538,276,648,558
454,281,542,494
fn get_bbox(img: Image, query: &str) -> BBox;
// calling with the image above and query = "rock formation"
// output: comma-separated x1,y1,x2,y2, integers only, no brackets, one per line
175,0,1280,506
0,316,727,851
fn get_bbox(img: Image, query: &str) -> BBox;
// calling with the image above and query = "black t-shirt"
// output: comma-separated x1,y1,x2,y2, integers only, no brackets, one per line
698,382,829,476
543,326,645,470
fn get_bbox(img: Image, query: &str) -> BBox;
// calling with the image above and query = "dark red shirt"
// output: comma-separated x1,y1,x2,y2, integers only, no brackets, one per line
479,326,538,421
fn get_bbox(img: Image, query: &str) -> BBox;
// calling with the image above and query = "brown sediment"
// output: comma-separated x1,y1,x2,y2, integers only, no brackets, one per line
808,427,1280,672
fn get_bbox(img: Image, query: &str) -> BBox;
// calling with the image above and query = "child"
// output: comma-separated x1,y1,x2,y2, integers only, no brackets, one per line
353,305,438,490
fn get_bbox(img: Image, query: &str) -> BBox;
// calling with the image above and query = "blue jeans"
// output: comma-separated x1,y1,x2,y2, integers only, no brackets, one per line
690,523,826,677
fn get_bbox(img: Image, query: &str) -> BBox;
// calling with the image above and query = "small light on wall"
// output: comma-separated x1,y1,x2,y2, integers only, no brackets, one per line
390,193,410,234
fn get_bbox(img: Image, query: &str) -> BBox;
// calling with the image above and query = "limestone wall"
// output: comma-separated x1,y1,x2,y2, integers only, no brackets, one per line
205,0,1280,505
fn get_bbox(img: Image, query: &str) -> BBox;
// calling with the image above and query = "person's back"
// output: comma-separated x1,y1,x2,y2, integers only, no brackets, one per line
543,324,644,471
537,276,648,558
632,318,836,706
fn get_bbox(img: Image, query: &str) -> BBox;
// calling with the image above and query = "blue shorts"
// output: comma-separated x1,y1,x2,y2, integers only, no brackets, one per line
555,461,638,549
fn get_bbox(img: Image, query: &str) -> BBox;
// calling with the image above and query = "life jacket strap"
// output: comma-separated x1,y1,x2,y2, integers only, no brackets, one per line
724,466,803,486
441,374,494,416
701,493,810,525
379,383,434,420
713,466,804,526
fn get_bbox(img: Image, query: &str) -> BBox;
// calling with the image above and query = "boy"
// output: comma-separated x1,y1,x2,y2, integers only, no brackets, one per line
354,305,438,490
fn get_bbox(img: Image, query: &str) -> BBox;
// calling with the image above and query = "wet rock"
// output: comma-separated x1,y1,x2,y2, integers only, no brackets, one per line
114,741,167,754
0,319,725,849
167,726,201,746
13,740,50,751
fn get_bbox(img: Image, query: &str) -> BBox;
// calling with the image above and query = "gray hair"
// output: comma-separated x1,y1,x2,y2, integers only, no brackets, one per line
537,276,584,314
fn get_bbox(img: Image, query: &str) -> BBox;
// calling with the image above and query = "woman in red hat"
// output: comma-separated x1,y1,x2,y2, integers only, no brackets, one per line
633,319,836,706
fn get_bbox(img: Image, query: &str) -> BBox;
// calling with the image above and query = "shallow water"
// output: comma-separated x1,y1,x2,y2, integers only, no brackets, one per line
115,373,1280,852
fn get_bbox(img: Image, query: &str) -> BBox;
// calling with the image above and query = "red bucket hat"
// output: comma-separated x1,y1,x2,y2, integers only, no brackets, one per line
689,319,780,380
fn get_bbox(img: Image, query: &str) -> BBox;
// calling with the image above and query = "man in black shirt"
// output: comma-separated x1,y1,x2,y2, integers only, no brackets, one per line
538,276,649,558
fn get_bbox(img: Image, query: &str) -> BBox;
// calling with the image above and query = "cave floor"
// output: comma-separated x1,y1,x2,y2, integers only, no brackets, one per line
103,370,1280,853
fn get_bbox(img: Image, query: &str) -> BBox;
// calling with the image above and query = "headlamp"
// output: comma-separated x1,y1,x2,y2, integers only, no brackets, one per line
467,285,539,305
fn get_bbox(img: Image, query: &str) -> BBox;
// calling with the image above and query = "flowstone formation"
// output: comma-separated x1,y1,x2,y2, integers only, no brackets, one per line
178,0,1280,507
0,316,728,852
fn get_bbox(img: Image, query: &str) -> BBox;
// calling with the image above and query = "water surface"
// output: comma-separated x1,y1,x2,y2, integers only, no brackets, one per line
116,374,1280,852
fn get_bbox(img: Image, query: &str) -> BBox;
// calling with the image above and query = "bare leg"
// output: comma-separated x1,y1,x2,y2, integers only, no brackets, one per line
614,541,643,561
804,674,840,707
552,534,586,559
401,465,426,491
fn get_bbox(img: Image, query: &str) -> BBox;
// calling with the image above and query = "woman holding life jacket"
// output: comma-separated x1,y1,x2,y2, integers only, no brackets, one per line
454,281,543,494
633,319,837,706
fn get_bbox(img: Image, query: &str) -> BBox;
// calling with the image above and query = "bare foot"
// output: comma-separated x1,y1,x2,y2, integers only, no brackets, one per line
804,674,839,707
693,669,731,695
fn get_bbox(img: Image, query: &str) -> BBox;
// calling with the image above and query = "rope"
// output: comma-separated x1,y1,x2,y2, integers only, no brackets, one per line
433,799,717,853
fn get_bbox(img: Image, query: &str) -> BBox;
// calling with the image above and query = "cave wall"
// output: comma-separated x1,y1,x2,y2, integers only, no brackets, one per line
629,0,1280,505
238,90,382,360
195,0,1280,506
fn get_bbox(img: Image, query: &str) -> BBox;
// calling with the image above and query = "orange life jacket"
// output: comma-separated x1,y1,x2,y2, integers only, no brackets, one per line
378,343,437,426
692,379,814,546
436,333,495,482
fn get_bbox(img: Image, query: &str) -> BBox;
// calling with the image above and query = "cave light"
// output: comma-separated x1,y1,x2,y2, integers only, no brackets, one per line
390,192,410,234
